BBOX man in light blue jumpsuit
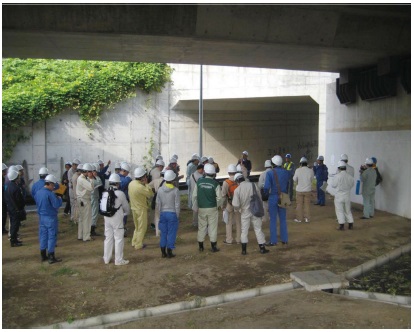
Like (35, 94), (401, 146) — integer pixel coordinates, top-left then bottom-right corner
(35, 174), (62, 264)
(31, 167), (49, 201)
(313, 155), (329, 206)
(263, 155), (290, 245)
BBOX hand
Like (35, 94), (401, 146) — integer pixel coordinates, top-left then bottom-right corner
(107, 160), (111, 165)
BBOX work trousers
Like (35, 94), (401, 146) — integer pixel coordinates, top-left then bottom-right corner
(132, 208), (148, 249)
(197, 207), (218, 243)
(334, 195), (354, 224)
(240, 211), (266, 244)
(288, 177), (294, 201)
(39, 216), (58, 253)
(9, 212), (21, 243)
(78, 199), (92, 241)
(69, 188), (79, 222)
(91, 194), (99, 227)
(316, 180), (326, 205)
(362, 192), (375, 218)
(262, 200), (270, 223)
(3, 202), (7, 232)
(159, 211), (179, 249)
(225, 204), (241, 244)
(268, 195), (288, 244)
(103, 215), (125, 264)
(296, 191), (312, 221)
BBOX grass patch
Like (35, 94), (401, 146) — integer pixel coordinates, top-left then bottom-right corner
(52, 266), (78, 277)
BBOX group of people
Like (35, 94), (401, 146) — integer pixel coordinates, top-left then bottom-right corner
(2, 149), (382, 265)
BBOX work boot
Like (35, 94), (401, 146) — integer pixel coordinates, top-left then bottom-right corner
(161, 247), (167, 258)
(91, 226), (99, 236)
(241, 243), (247, 255)
(259, 244), (269, 254)
(10, 241), (22, 247)
(167, 248), (176, 258)
(210, 242), (220, 253)
(40, 249), (48, 262)
(48, 252), (62, 264)
(348, 223), (353, 230)
(338, 224), (345, 231)
(198, 242), (204, 252)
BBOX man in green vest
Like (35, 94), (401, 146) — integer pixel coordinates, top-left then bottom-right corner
(283, 153), (296, 201)
(192, 164), (224, 253)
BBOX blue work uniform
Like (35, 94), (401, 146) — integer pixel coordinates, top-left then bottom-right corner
(31, 179), (45, 202)
(263, 167), (289, 244)
(35, 187), (62, 253)
(313, 163), (328, 205)
(119, 173), (132, 227)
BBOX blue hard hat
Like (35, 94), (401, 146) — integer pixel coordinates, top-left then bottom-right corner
(285, 154), (291, 158)
(371, 157), (377, 164)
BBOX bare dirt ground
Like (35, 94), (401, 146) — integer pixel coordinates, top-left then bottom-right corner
(2, 190), (411, 329)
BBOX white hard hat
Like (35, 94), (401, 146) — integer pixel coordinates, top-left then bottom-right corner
(65, 161), (72, 166)
(317, 155), (324, 161)
(72, 158), (81, 165)
(45, 174), (58, 183)
(236, 164), (242, 172)
(77, 164), (84, 170)
(340, 154), (348, 161)
(109, 173), (121, 183)
(155, 155), (163, 161)
(134, 166), (146, 178)
(155, 159), (165, 167)
(114, 162), (121, 169)
(191, 153), (200, 160)
(264, 160), (272, 168)
(90, 164), (97, 171)
(121, 162), (131, 172)
(93, 163), (100, 171)
(242, 151), (249, 156)
(7, 170), (19, 181)
(300, 157), (308, 163)
(200, 156), (208, 164)
(338, 160), (347, 168)
(15, 165), (24, 171)
(208, 157), (214, 164)
(234, 173), (244, 182)
(227, 164), (237, 173)
(97, 159), (104, 164)
(169, 158), (177, 164)
(204, 164), (216, 175)
(271, 155), (283, 166)
(39, 167), (49, 175)
(365, 158), (374, 165)
(8, 166), (18, 173)
(172, 154), (178, 160)
(164, 170), (176, 182)
(83, 163), (93, 171)
(2, 163), (7, 171)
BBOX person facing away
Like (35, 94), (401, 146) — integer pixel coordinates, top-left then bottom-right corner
(35, 174), (63, 264)
(188, 164), (204, 227)
(102, 174), (130, 266)
(313, 155), (329, 206)
(231, 173), (269, 255)
(331, 161), (354, 230)
(62, 161), (72, 215)
(359, 158), (377, 220)
(293, 157), (314, 223)
(156, 170), (180, 258)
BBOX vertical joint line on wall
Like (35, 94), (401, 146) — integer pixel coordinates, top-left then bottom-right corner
(45, 119), (47, 167)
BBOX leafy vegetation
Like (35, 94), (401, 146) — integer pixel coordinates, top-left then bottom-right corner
(349, 253), (411, 296)
(2, 58), (173, 160)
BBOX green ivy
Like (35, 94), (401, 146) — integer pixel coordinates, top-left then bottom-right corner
(2, 58), (173, 161)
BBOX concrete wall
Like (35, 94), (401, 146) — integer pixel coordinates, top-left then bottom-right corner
(7, 64), (337, 193)
(325, 81), (411, 218)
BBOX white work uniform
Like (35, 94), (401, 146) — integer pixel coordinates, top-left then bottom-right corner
(258, 168), (272, 223)
(76, 174), (94, 241)
(331, 170), (354, 224)
(148, 177), (165, 236)
(102, 187), (130, 264)
(232, 181), (266, 245)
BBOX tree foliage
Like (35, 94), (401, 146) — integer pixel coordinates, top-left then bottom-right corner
(2, 58), (173, 160)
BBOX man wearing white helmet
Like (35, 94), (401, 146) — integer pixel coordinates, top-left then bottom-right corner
(114, 162), (121, 174)
(263, 155), (290, 246)
(61, 161), (72, 216)
(34, 174), (63, 263)
(102, 173), (130, 266)
(149, 159), (165, 182)
(359, 158), (377, 220)
(91, 164), (103, 236)
(15, 165), (27, 199)
(4, 170), (26, 247)
(148, 167), (167, 236)
(236, 151), (252, 179)
(208, 156), (220, 173)
(156, 170), (180, 258)
(258, 160), (272, 223)
(331, 161), (355, 230)
(71, 164), (83, 224)
(76, 163), (95, 241)
(313, 155), (329, 206)
(232, 173), (269, 255)
(97, 159), (111, 199)
(186, 154), (200, 210)
(168, 158), (183, 188)
(31, 167), (49, 203)
(128, 166), (154, 250)
(339, 154), (355, 178)
(2, 163), (8, 234)
(192, 163), (224, 253)
(119, 162), (132, 236)
(221, 164), (241, 245)
(188, 163), (204, 227)
(68, 159), (81, 222)
(293, 157), (314, 223)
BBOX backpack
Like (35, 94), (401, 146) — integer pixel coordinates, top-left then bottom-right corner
(375, 168), (383, 186)
(249, 183), (264, 218)
(225, 179), (238, 202)
(99, 187), (121, 217)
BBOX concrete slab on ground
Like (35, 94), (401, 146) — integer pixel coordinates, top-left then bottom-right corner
(290, 270), (349, 292)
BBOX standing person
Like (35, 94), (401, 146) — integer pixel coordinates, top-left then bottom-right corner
(128, 166), (153, 250)
(71, 164), (83, 224)
(188, 164), (204, 227)
(68, 158), (80, 222)
(119, 162), (132, 236)
(221, 164), (241, 245)
(148, 168), (166, 236)
(97, 159), (111, 199)
(208, 157), (220, 173)
(2, 164), (8, 234)
(35, 174), (62, 263)
(331, 161), (355, 230)
(263, 155), (289, 246)
(167, 158), (184, 188)
(61, 161), (72, 216)
(102, 174), (130, 266)
(15, 165), (27, 200)
(31, 167), (49, 203)
(232, 173), (269, 255)
(293, 157), (314, 223)
(339, 154), (355, 178)
(76, 163), (95, 241)
(283, 154), (296, 202)
(4, 170), (26, 247)
(360, 158), (377, 219)
(192, 163), (224, 253)
(236, 151), (252, 179)
(149, 159), (165, 182)
(313, 155), (329, 206)
(156, 170), (180, 258)
(371, 157), (383, 186)
(258, 160), (272, 223)
(186, 154), (200, 207)
(114, 162), (121, 175)
(91, 163), (102, 236)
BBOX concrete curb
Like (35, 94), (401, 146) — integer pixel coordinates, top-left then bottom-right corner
(38, 282), (299, 329)
(338, 289), (410, 307)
